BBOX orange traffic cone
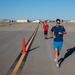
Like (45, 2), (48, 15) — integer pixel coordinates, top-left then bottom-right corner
(22, 37), (26, 53)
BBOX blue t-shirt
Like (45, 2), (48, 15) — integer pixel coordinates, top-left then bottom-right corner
(51, 25), (65, 42)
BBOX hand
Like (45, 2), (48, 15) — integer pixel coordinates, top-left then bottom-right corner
(58, 32), (63, 34)
(52, 35), (56, 38)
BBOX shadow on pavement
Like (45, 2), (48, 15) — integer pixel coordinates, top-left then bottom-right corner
(59, 47), (75, 67)
(46, 37), (53, 40)
(27, 46), (40, 52)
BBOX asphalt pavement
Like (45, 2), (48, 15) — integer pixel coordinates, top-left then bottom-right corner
(0, 22), (75, 75)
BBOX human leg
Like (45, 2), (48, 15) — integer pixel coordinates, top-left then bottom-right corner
(55, 48), (60, 67)
(45, 31), (48, 39)
(44, 31), (48, 39)
(57, 42), (63, 56)
(53, 42), (63, 60)
(53, 42), (62, 67)
(44, 31), (46, 38)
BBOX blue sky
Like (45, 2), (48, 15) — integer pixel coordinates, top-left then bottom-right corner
(0, 0), (75, 20)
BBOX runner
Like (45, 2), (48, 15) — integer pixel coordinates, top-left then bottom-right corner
(43, 21), (49, 39)
(50, 19), (67, 68)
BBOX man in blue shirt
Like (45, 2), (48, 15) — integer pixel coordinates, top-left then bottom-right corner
(50, 19), (67, 68)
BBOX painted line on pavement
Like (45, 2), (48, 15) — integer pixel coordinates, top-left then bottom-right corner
(11, 24), (39, 75)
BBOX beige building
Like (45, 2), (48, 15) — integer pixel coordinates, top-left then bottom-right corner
(32, 20), (40, 23)
(69, 20), (75, 22)
(16, 19), (28, 22)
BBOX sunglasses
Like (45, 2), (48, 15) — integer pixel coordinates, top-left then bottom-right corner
(56, 21), (60, 24)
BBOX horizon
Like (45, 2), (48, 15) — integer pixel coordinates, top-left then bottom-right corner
(0, 18), (75, 21)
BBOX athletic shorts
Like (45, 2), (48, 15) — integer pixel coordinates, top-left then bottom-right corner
(53, 41), (63, 50)
(44, 31), (48, 35)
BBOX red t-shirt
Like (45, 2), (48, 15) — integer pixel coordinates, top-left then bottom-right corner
(43, 24), (49, 31)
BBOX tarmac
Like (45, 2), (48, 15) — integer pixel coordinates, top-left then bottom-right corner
(0, 22), (75, 75)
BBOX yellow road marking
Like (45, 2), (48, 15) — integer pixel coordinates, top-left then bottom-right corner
(11, 25), (39, 75)
(11, 53), (25, 75)
(26, 31), (36, 51)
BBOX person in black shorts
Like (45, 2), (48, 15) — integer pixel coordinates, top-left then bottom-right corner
(43, 21), (49, 39)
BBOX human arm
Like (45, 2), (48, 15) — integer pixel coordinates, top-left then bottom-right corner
(50, 31), (56, 38)
(58, 26), (67, 34)
(58, 31), (67, 34)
